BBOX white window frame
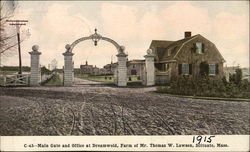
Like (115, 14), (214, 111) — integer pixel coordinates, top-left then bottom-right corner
(165, 63), (169, 71)
(182, 63), (189, 75)
(196, 42), (203, 54)
(209, 64), (216, 75)
(167, 49), (171, 56)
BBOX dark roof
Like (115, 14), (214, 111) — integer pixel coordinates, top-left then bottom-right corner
(150, 35), (198, 61)
(129, 59), (145, 63)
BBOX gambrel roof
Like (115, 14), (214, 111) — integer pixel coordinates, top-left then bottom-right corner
(150, 34), (225, 63)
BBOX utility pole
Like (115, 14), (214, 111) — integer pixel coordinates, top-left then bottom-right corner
(6, 19), (28, 74)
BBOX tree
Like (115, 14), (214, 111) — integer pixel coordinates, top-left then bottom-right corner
(0, 1), (17, 54)
(0, 1), (30, 68)
(229, 68), (242, 86)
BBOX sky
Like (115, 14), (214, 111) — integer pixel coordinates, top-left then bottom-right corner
(1, 1), (249, 68)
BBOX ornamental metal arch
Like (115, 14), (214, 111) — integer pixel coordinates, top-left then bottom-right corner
(63, 28), (128, 87)
(64, 28), (125, 54)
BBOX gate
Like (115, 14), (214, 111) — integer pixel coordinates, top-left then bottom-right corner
(2, 74), (30, 86)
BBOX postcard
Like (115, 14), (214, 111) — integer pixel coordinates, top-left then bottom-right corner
(0, 0), (249, 151)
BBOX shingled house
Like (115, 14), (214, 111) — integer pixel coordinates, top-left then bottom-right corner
(150, 32), (225, 84)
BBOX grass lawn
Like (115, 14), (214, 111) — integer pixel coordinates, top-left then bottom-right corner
(75, 74), (142, 83)
(0, 71), (18, 86)
(44, 74), (63, 86)
(0, 70), (18, 75)
(75, 74), (114, 82)
(0, 76), (4, 86)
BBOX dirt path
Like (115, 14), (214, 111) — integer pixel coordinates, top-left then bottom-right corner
(0, 79), (249, 135)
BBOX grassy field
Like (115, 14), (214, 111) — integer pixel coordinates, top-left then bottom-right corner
(44, 74), (63, 86)
(0, 76), (4, 86)
(0, 70), (18, 75)
(75, 74), (114, 82)
(0, 71), (18, 86)
(75, 74), (141, 83)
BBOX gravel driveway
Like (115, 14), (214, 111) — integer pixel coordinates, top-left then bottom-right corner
(0, 79), (249, 135)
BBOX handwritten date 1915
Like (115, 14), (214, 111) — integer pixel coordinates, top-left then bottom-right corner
(192, 135), (215, 144)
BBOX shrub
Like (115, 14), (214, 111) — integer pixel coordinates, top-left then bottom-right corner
(156, 75), (249, 99)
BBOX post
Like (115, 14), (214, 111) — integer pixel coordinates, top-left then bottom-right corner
(144, 49), (155, 86)
(29, 45), (41, 86)
(6, 20), (29, 74)
(116, 52), (127, 87)
(17, 31), (22, 74)
(63, 51), (74, 86)
(3, 76), (6, 86)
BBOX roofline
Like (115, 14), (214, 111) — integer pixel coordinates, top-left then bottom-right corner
(156, 60), (177, 63)
(212, 43), (226, 62)
(197, 34), (226, 62)
(173, 34), (225, 62)
(173, 35), (199, 59)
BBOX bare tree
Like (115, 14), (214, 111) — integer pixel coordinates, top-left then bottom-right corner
(0, 0), (30, 67)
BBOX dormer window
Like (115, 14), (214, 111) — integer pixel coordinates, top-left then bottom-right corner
(167, 49), (171, 56)
(195, 42), (205, 54)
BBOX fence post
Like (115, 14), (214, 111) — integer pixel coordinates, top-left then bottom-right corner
(26, 75), (29, 85)
(3, 76), (6, 86)
(14, 75), (17, 86)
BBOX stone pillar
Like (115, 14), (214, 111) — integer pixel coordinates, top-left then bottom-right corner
(63, 51), (74, 86)
(116, 52), (127, 87)
(29, 45), (41, 86)
(113, 67), (118, 85)
(144, 49), (155, 86)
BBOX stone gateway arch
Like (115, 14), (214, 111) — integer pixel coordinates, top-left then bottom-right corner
(63, 29), (128, 86)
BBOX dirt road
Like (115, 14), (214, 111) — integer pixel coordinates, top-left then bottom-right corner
(0, 79), (249, 135)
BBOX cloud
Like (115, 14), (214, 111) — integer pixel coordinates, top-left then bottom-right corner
(213, 12), (249, 40)
(101, 3), (139, 41)
(2, 1), (249, 68)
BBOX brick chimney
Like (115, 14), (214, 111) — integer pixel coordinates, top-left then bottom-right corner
(184, 31), (192, 38)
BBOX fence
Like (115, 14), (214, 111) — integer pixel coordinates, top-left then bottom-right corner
(40, 72), (56, 85)
(2, 74), (30, 86)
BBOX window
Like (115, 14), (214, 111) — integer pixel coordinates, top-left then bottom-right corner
(196, 42), (202, 54)
(179, 64), (192, 75)
(182, 64), (189, 75)
(157, 47), (167, 57)
(163, 63), (169, 71)
(167, 49), (171, 56)
(195, 42), (205, 54)
(157, 47), (166, 52)
(209, 64), (218, 75)
(166, 63), (169, 70)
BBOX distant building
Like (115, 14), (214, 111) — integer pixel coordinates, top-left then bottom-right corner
(127, 59), (144, 76)
(103, 62), (117, 75)
(80, 61), (94, 74)
(79, 59), (145, 76)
